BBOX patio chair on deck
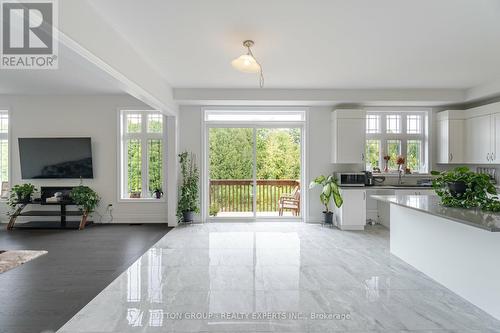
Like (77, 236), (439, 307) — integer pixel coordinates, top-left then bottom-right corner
(278, 186), (300, 216)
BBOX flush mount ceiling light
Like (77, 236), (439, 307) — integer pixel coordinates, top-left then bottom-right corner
(231, 40), (264, 88)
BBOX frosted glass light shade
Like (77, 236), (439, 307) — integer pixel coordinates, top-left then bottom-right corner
(231, 54), (261, 73)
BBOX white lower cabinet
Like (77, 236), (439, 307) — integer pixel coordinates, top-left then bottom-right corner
(335, 189), (366, 230)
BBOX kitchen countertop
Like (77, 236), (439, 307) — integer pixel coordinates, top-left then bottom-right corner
(372, 194), (500, 232)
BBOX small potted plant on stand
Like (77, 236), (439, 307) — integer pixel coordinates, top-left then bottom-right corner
(177, 151), (199, 223)
(309, 175), (343, 225)
(70, 186), (100, 213)
(8, 183), (37, 208)
(70, 185), (100, 230)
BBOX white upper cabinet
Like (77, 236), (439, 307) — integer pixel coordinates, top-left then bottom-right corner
(465, 114), (493, 164)
(331, 109), (366, 164)
(436, 111), (464, 164)
(459, 102), (500, 164)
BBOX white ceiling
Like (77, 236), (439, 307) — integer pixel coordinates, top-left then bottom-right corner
(0, 43), (123, 95)
(87, 0), (500, 90)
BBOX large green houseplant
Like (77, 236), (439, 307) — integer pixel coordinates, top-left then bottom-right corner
(431, 166), (500, 212)
(177, 151), (200, 222)
(8, 183), (37, 207)
(309, 175), (343, 224)
(70, 185), (100, 213)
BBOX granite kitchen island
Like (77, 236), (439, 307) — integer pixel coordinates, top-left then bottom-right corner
(372, 194), (500, 321)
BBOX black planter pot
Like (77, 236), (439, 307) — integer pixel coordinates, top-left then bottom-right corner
(154, 191), (163, 199)
(447, 181), (467, 197)
(182, 211), (195, 223)
(323, 211), (334, 224)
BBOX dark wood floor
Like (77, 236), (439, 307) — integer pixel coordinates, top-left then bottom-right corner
(0, 224), (170, 333)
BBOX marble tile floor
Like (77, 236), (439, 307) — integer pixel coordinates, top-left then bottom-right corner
(57, 223), (500, 333)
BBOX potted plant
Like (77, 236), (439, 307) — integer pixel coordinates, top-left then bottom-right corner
(396, 155), (406, 172)
(431, 166), (500, 211)
(177, 151), (199, 222)
(153, 187), (163, 199)
(209, 203), (220, 217)
(309, 175), (343, 224)
(383, 155), (391, 172)
(70, 185), (100, 213)
(8, 183), (37, 207)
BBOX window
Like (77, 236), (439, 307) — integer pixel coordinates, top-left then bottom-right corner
(365, 139), (380, 169)
(120, 111), (165, 200)
(387, 140), (401, 170)
(365, 112), (427, 173)
(366, 115), (380, 134)
(205, 110), (305, 122)
(386, 115), (401, 133)
(0, 111), (8, 198)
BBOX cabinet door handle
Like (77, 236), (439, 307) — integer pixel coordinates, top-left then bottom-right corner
(361, 153), (365, 161)
(449, 153), (453, 162)
(487, 153), (490, 161)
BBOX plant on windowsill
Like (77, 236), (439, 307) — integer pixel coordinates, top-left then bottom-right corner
(177, 151), (200, 222)
(383, 155), (391, 173)
(431, 166), (500, 212)
(152, 187), (163, 199)
(309, 175), (343, 225)
(8, 183), (37, 208)
(70, 186), (100, 214)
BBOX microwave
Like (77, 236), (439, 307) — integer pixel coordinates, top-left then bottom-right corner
(336, 172), (366, 187)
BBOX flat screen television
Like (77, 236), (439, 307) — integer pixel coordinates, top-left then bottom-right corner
(18, 137), (94, 179)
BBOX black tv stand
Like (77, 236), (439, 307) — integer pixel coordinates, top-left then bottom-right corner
(7, 186), (91, 230)
(7, 201), (91, 230)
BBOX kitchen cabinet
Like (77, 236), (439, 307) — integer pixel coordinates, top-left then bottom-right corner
(436, 111), (464, 164)
(465, 114), (493, 164)
(335, 189), (366, 230)
(331, 109), (366, 164)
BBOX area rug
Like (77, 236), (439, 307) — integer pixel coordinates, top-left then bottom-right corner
(0, 250), (48, 274)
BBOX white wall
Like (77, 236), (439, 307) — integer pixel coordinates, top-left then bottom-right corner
(0, 94), (172, 225)
(178, 105), (338, 223)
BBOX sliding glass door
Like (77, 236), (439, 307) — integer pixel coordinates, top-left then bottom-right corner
(205, 112), (304, 221)
(208, 128), (254, 217)
(256, 128), (301, 217)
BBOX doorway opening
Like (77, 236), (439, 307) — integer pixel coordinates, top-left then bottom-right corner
(203, 110), (305, 221)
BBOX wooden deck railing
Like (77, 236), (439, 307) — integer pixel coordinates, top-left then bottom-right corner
(209, 179), (300, 213)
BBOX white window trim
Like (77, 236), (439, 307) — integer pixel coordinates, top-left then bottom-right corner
(366, 111), (428, 174)
(0, 109), (9, 201)
(118, 110), (167, 202)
